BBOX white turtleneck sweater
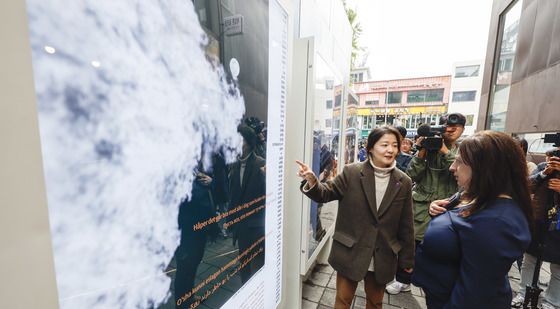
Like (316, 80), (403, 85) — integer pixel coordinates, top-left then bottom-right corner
(370, 160), (396, 209)
(368, 159), (396, 271)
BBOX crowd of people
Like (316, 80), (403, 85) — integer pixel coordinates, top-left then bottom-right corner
(297, 113), (560, 309)
(174, 118), (267, 308)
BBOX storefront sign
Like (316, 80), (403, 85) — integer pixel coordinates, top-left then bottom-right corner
(357, 105), (447, 116)
(224, 15), (244, 36)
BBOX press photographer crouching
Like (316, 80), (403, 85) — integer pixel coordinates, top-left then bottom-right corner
(512, 133), (560, 309)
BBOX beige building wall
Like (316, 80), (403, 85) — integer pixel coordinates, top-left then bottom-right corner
(0, 0), (59, 308)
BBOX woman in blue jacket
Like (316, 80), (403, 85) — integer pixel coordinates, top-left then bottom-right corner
(412, 130), (533, 309)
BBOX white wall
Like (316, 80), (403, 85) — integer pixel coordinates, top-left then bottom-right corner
(299, 0), (352, 160)
(299, 0), (352, 81)
(448, 60), (485, 136)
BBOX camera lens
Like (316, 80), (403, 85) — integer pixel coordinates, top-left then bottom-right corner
(448, 115), (458, 123)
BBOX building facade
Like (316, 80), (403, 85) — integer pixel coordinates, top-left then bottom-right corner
(478, 0), (560, 153)
(447, 60), (485, 136)
(350, 66), (371, 83)
(351, 75), (451, 139)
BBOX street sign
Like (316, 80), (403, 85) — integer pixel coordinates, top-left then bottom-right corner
(223, 15), (243, 36)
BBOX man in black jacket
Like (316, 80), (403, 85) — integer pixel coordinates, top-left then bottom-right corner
(229, 124), (266, 283)
(512, 151), (560, 309)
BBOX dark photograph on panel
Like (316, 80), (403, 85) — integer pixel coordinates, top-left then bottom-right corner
(25, 0), (268, 308)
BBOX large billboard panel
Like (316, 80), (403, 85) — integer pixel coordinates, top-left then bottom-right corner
(26, 0), (285, 308)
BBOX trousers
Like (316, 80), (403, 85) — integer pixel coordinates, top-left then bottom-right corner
(335, 271), (385, 309)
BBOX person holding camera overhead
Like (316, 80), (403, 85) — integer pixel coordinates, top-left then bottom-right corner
(386, 113), (465, 295)
(511, 139), (560, 309)
(413, 130), (532, 309)
(297, 126), (414, 309)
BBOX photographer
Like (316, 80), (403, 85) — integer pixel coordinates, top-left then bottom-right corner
(395, 126), (413, 172)
(512, 145), (560, 309)
(386, 113), (465, 295)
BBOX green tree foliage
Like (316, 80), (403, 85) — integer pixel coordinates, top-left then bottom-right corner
(342, 0), (363, 68)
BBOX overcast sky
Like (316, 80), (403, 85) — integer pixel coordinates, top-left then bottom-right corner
(346, 0), (494, 80)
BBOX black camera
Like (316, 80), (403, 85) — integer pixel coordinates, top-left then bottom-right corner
(544, 133), (560, 157)
(417, 124), (446, 152)
(544, 133), (560, 179)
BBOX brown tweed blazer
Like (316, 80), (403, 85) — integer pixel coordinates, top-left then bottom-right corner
(301, 160), (414, 283)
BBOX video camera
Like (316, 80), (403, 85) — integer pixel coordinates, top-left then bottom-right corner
(544, 132), (560, 157)
(416, 113), (466, 152)
(544, 133), (560, 179)
(417, 124), (446, 152)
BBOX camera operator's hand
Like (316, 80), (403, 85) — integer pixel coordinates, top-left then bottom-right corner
(296, 160), (318, 188)
(439, 142), (449, 155)
(415, 137), (427, 159)
(429, 199), (449, 216)
(548, 178), (560, 193)
(543, 157), (560, 176)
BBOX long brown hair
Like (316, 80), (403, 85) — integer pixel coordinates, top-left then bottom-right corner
(458, 131), (534, 226)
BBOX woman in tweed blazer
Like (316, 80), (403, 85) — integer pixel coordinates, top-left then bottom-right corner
(297, 126), (414, 309)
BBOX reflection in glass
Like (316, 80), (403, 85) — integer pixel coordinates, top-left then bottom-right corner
(344, 91), (359, 164)
(455, 65), (480, 78)
(168, 0), (270, 307)
(487, 0), (523, 131)
(308, 55), (341, 257)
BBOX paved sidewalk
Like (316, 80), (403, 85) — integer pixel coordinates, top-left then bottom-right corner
(302, 262), (553, 309)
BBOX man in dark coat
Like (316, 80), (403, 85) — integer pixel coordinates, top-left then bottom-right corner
(512, 152), (560, 308)
(175, 163), (221, 308)
(229, 124), (266, 283)
(394, 126), (412, 172)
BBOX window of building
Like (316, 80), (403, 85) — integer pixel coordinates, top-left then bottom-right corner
(425, 89), (444, 102)
(401, 115), (412, 129)
(365, 100), (379, 105)
(348, 93), (359, 106)
(407, 90), (425, 103)
(325, 119), (332, 127)
(387, 91), (402, 104)
(452, 91), (477, 102)
(325, 80), (334, 90)
(335, 94), (341, 107)
(362, 116), (374, 129)
(347, 116), (358, 128)
(486, 0), (523, 131)
(407, 89), (444, 103)
(499, 59), (512, 72)
(351, 73), (363, 83)
(465, 115), (474, 126)
(334, 118), (340, 129)
(326, 99), (333, 109)
(455, 65), (480, 78)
